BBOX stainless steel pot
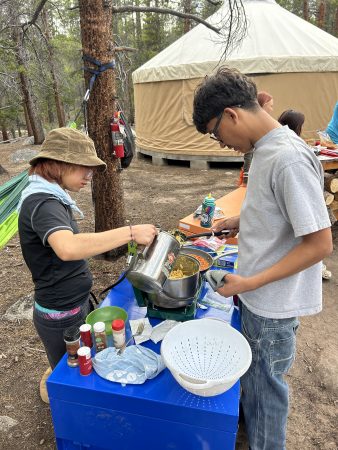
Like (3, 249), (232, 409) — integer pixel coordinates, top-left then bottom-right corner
(126, 231), (180, 293)
(162, 254), (200, 299)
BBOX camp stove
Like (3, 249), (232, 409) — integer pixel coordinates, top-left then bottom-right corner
(132, 276), (204, 321)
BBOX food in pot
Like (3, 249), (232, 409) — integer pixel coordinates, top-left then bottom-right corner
(186, 253), (209, 271)
(168, 255), (199, 280)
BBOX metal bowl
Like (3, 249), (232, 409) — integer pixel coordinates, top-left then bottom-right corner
(179, 247), (214, 274)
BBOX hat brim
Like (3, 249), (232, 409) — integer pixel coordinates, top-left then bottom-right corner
(29, 152), (107, 172)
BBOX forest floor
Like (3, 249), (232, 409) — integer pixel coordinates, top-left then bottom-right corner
(0, 140), (337, 450)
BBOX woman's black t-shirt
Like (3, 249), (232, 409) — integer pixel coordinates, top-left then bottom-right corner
(18, 193), (92, 310)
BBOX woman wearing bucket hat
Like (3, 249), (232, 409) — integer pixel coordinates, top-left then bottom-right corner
(17, 128), (157, 402)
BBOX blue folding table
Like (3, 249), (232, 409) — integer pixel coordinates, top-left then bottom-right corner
(47, 277), (241, 450)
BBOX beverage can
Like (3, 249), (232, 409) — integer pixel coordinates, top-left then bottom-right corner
(200, 193), (216, 228)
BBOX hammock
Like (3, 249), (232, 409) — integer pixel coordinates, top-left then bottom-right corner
(0, 170), (29, 250)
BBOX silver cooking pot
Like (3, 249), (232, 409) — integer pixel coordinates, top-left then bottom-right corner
(147, 254), (200, 308)
(126, 231), (180, 293)
(162, 254), (200, 299)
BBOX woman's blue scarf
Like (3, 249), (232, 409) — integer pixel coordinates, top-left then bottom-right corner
(17, 174), (84, 219)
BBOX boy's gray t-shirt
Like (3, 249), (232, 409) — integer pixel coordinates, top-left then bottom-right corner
(238, 126), (331, 319)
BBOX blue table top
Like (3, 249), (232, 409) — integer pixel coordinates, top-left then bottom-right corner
(48, 276), (241, 433)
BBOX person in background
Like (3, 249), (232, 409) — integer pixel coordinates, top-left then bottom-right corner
(239, 91), (274, 185)
(278, 109), (305, 136)
(326, 101), (338, 144)
(18, 127), (157, 402)
(257, 90), (274, 114)
(193, 67), (332, 450)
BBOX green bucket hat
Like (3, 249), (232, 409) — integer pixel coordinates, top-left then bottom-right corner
(29, 127), (107, 171)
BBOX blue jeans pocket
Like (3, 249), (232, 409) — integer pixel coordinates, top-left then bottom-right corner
(269, 325), (298, 375)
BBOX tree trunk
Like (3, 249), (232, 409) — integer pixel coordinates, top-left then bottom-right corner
(41, 8), (66, 127)
(303, 0), (309, 21)
(13, 28), (45, 144)
(11, 128), (16, 139)
(1, 124), (9, 142)
(335, 6), (338, 36)
(17, 118), (22, 137)
(183, 0), (192, 33)
(23, 102), (33, 137)
(79, 0), (126, 258)
(317, 1), (326, 29)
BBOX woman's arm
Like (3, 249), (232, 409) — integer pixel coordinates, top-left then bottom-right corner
(48, 224), (157, 261)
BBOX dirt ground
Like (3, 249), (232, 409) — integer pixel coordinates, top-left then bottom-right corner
(0, 141), (337, 450)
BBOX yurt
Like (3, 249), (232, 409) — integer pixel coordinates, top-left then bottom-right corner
(132, 0), (338, 164)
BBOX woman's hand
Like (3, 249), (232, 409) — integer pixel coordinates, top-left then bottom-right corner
(131, 224), (158, 246)
(212, 215), (240, 237)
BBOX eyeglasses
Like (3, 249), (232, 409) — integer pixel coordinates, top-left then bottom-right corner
(209, 105), (243, 142)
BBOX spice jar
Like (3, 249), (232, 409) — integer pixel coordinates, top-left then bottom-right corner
(80, 323), (93, 348)
(93, 321), (107, 353)
(63, 326), (81, 367)
(112, 319), (126, 349)
(77, 346), (93, 376)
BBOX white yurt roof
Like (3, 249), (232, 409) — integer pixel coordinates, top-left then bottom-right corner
(133, 0), (338, 84)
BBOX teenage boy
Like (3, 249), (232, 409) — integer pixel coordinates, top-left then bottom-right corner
(193, 67), (332, 450)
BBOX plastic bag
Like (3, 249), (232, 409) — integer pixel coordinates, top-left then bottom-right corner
(92, 345), (165, 385)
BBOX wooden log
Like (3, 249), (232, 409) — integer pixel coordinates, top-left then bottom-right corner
(324, 173), (338, 193)
(324, 191), (334, 205)
(327, 206), (337, 225)
(330, 200), (338, 211)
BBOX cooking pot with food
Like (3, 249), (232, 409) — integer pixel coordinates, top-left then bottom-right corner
(162, 254), (200, 299)
(126, 231), (181, 294)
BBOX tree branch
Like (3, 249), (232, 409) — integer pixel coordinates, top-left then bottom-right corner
(22, 0), (49, 29)
(114, 46), (137, 52)
(111, 5), (220, 33)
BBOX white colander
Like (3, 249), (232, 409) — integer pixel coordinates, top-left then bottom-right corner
(161, 318), (252, 397)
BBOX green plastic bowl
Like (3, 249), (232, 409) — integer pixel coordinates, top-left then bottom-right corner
(86, 306), (128, 335)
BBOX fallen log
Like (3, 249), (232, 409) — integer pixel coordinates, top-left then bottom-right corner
(324, 191), (334, 205)
(324, 173), (338, 193)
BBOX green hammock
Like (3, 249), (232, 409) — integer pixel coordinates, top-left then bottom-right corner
(0, 170), (29, 250)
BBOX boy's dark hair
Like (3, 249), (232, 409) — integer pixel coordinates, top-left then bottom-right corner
(278, 109), (305, 136)
(193, 67), (258, 134)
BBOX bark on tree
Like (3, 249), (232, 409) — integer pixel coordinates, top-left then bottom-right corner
(317, 1), (326, 28)
(183, 0), (193, 33)
(1, 124), (9, 142)
(41, 8), (66, 127)
(79, 0), (126, 258)
(303, 0), (309, 21)
(23, 102), (33, 137)
(13, 28), (45, 144)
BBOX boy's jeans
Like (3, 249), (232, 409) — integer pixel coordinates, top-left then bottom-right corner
(239, 301), (299, 450)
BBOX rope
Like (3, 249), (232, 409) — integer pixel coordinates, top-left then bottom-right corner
(70, 55), (115, 131)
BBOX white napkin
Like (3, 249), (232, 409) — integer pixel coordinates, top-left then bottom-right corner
(130, 318), (153, 344)
(150, 320), (179, 344)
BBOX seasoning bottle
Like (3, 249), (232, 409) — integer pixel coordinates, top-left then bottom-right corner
(111, 319), (126, 349)
(77, 346), (93, 376)
(93, 321), (107, 353)
(80, 323), (93, 348)
(200, 193), (216, 228)
(63, 326), (81, 367)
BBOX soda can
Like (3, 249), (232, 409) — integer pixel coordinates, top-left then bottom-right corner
(77, 346), (92, 376)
